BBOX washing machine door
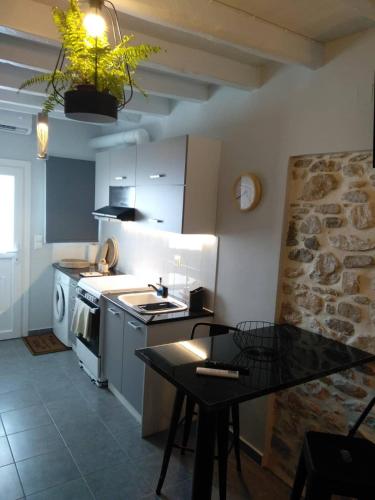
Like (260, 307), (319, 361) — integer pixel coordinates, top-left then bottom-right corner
(54, 283), (65, 323)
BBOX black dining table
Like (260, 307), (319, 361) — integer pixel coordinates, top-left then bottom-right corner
(135, 324), (375, 499)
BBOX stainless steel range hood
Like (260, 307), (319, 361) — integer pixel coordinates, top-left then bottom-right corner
(92, 205), (135, 220)
(92, 186), (135, 221)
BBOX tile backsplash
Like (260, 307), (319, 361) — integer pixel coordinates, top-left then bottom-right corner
(99, 221), (218, 310)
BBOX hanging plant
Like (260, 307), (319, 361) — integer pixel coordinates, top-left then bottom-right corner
(19, 0), (160, 120)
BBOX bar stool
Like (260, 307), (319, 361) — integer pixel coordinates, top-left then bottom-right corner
(180, 323), (242, 471)
(156, 322), (240, 500)
(290, 396), (375, 500)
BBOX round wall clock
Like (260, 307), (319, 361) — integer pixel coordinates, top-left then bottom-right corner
(233, 173), (262, 211)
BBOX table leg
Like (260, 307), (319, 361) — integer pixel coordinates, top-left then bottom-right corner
(192, 406), (217, 500)
(217, 407), (230, 500)
(156, 389), (184, 495)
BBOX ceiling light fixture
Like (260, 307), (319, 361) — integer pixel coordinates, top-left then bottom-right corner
(20, 0), (159, 125)
(36, 112), (49, 160)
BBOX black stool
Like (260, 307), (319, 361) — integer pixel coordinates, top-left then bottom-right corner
(290, 396), (375, 500)
(156, 322), (241, 500)
(180, 323), (242, 472)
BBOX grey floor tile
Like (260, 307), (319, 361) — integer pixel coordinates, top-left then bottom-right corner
(142, 478), (192, 500)
(0, 436), (14, 467)
(0, 417), (5, 437)
(36, 381), (82, 404)
(16, 448), (80, 496)
(67, 428), (128, 475)
(8, 424), (65, 462)
(0, 388), (41, 413)
(25, 478), (93, 500)
(85, 460), (145, 500)
(46, 393), (95, 427)
(116, 429), (163, 461)
(1, 404), (52, 435)
(0, 463), (24, 500)
(0, 376), (33, 396)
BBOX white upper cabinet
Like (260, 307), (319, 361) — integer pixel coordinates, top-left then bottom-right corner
(95, 150), (110, 209)
(95, 135), (221, 234)
(136, 136), (186, 186)
(109, 146), (136, 187)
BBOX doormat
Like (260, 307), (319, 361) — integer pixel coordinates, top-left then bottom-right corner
(23, 333), (71, 355)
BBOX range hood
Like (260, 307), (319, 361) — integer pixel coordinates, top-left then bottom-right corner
(92, 205), (135, 221)
(93, 186), (135, 221)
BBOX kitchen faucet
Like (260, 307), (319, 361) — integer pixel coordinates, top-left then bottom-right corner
(148, 277), (168, 299)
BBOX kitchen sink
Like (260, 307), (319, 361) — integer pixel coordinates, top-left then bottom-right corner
(118, 292), (187, 315)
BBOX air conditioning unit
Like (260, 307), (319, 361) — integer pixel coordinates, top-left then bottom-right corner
(0, 110), (32, 135)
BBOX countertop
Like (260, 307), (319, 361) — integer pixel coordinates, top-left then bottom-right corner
(103, 292), (213, 326)
(136, 324), (375, 410)
(52, 262), (120, 282)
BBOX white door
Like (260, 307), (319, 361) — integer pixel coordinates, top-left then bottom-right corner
(0, 162), (29, 340)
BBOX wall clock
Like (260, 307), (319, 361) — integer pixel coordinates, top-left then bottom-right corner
(233, 173), (262, 211)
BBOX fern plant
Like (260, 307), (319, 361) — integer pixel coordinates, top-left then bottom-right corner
(20, 0), (160, 113)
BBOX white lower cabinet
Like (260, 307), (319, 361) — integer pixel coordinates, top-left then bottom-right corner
(102, 299), (212, 436)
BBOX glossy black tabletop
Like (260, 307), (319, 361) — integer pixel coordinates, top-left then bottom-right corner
(136, 324), (375, 411)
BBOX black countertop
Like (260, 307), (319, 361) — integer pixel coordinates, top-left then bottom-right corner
(53, 262), (120, 282)
(136, 324), (375, 410)
(103, 292), (213, 326)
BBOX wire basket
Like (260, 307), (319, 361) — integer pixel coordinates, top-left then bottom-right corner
(233, 321), (283, 361)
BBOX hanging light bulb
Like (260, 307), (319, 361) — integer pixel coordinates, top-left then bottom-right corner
(83, 0), (106, 38)
(36, 112), (48, 160)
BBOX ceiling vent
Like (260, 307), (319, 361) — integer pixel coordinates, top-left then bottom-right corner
(0, 110), (32, 135)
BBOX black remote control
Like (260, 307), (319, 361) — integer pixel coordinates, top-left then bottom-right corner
(204, 360), (249, 375)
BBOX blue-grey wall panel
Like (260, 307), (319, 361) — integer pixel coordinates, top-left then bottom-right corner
(46, 156), (98, 243)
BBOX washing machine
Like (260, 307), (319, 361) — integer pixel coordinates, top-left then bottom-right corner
(53, 269), (72, 347)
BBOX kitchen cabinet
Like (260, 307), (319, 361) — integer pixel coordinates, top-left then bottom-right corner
(102, 303), (125, 392)
(109, 146), (136, 187)
(95, 135), (221, 234)
(135, 185), (184, 233)
(95, 150), (110, 209)
(122, 315), (146, 414)
(94, 146), (136, 209)
(136, 136), (186, 186)
(102, 298), (212, 436)
(135, 135), (221, 234)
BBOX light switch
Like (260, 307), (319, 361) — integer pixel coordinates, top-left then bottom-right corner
(34, 234), (44, 250)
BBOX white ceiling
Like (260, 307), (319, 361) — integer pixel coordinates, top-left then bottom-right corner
(217, 0), (375, 41)
(0, 0), (374, 126)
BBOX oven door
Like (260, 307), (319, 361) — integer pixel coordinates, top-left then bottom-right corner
(75, 296), (101, 357)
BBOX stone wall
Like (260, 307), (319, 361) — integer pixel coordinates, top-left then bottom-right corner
(267, 150), (375, 483)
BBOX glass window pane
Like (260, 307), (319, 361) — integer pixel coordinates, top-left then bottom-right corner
(0, 175), (15, 253)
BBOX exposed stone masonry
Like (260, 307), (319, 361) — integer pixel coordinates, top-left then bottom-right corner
(269, 150), (375, 484)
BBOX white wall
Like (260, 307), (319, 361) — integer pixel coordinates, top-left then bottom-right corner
(147, 28), (375, 452)
(0, 116), (98, 330)
(99, 222), (218, 309)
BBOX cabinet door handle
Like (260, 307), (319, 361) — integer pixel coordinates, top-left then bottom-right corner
(128, 321), (142, 330)
(108, 308), (120, 316)
(149, 218), (164, 223)
(114, 176), (127, 180)
(149, 174), (166, 179)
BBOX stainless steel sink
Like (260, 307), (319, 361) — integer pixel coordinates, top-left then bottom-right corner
(118, 292), (187, 315)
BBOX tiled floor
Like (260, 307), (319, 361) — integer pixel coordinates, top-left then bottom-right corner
(0, 339), (290, 500)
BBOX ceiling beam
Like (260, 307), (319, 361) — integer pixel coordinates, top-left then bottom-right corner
(112, 0), (323, 68)
(0, 34), (210, 102)
(0, 0), (260, 90)
(0, 63), (172, 117)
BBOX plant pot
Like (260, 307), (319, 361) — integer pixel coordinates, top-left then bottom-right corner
(64, 87), (118, 124)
